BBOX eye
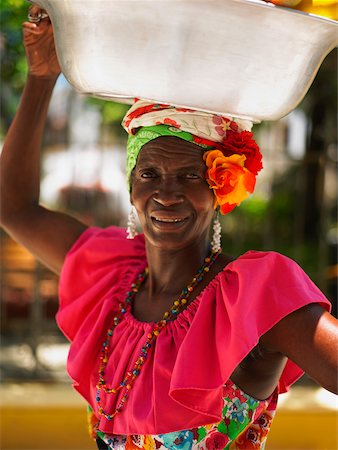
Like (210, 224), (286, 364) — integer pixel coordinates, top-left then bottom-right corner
(184, 173), (201, 180)
(140, 170), (157, 179)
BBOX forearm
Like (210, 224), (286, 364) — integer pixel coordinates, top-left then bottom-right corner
(0, 74), (58, 224)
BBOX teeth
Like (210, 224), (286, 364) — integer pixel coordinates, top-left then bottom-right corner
(154, 217), (184, 223)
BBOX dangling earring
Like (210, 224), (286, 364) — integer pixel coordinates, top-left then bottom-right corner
(211, 211), (222, 253)
(127, 206), (138, 239)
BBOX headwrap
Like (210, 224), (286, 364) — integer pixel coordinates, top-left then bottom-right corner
(122, 100), (263, 214)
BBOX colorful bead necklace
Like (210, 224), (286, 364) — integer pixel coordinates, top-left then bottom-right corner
(96, 249), (221, 421)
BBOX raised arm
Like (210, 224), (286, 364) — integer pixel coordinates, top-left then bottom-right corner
(0, 7), (87, 275)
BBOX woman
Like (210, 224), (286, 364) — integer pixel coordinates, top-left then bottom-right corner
(0, 6), (337, 450)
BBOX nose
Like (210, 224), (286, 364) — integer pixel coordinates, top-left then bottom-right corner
(152, 180), (184, 207)
(153, 194), (184, 207)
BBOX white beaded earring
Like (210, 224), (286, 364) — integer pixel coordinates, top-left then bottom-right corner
(127, 206), (138, 239)
(211, 211), (222, 253)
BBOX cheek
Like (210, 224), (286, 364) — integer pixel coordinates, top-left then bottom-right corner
(130, 181), (151, 212)
(193, 183), (214, 209)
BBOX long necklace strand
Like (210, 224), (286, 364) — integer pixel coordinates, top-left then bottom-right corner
(96, 249), (221, 420)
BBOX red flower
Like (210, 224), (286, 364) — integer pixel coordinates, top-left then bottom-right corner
(221, 130), (263, 175)
(219, 203), (237, 215)
(225, 384), (247, 402)
(205, 431), (230, 449)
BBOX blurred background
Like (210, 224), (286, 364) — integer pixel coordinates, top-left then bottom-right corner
(1, 0), (337, 449)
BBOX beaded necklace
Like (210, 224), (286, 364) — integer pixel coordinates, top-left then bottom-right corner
(96, 249), (221, 421)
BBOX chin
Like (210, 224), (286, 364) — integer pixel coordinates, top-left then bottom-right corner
(144, 228), (210, 252)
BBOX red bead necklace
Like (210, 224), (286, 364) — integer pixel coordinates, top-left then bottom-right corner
(96, 249), (221, 421)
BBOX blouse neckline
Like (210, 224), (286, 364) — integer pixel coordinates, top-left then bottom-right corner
(122, 254), (243, 329)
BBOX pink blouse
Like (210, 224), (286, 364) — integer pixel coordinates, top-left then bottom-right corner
(57, 226), (331, 436)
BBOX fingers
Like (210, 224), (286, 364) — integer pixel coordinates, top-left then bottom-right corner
(23, 20), (51, 40)
(28, 4), (48, 17)
(23, 7), (51, 37)
(27, 4), (50, 25)
(23, 19), (50, 30)
(23, 3), (53, 45)
(23, 22), (40, 35)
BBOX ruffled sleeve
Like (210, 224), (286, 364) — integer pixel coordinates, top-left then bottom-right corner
(169, 250), (331, 419)
(56, 226), (146, 341)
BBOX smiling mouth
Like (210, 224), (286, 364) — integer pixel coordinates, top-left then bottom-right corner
(152, 217), (186, 223)
(150, 215), (189, 228)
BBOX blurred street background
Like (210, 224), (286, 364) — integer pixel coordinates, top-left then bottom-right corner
(1, 1), (337, 449)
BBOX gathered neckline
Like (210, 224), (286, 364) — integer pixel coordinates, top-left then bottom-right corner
(121, 254), (244, 329)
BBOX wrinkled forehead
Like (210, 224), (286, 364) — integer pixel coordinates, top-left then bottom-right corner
(136, 136), (206, 168)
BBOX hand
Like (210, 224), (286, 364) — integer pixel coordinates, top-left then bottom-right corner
(23, 5), (61, 79)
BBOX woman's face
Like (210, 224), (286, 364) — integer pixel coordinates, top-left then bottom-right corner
(130, 136), (215, 250)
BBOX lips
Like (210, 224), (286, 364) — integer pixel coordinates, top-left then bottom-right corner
(150, 211), (189, 228)
(152, 217), (186, 223)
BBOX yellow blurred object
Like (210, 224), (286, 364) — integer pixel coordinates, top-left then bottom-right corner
(292, 0), (337, 19)
(313, 0), (337, 5)
(1, 384), (337, 450)
(267, 0), (338, 19)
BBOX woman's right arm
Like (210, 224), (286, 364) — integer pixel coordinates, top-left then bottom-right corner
(0, 10), (87, 275)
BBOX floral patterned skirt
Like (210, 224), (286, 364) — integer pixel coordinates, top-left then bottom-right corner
(89, 381), (278, 450)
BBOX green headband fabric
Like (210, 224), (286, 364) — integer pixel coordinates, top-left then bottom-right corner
(126, 125), (214, 187)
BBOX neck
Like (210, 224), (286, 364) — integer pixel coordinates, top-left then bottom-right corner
(144, 237), (211, 299)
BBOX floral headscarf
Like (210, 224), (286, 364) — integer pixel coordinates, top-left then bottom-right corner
(122, 100), (263, 214)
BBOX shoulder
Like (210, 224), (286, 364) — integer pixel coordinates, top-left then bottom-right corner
(214, 248), (331, 319)
(226, 250), (318, 287)
(63, 225), (146, 268)
(59, 226), (146, 302)
(233, 249), (300, 269)
(66, 225), (145, 256)
(217, 250), (298, 285)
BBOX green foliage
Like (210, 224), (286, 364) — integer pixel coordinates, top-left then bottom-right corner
(1, 0), (28, 85)
(1, 0), (28, 134)
(88, 98), (130, 125)
(221, 195), (269, 252)
(86, 98), (130, 139)
(240, 196), (268, 220)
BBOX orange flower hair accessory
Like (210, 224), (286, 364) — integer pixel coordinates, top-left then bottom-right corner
(204, 131), (262, 214)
